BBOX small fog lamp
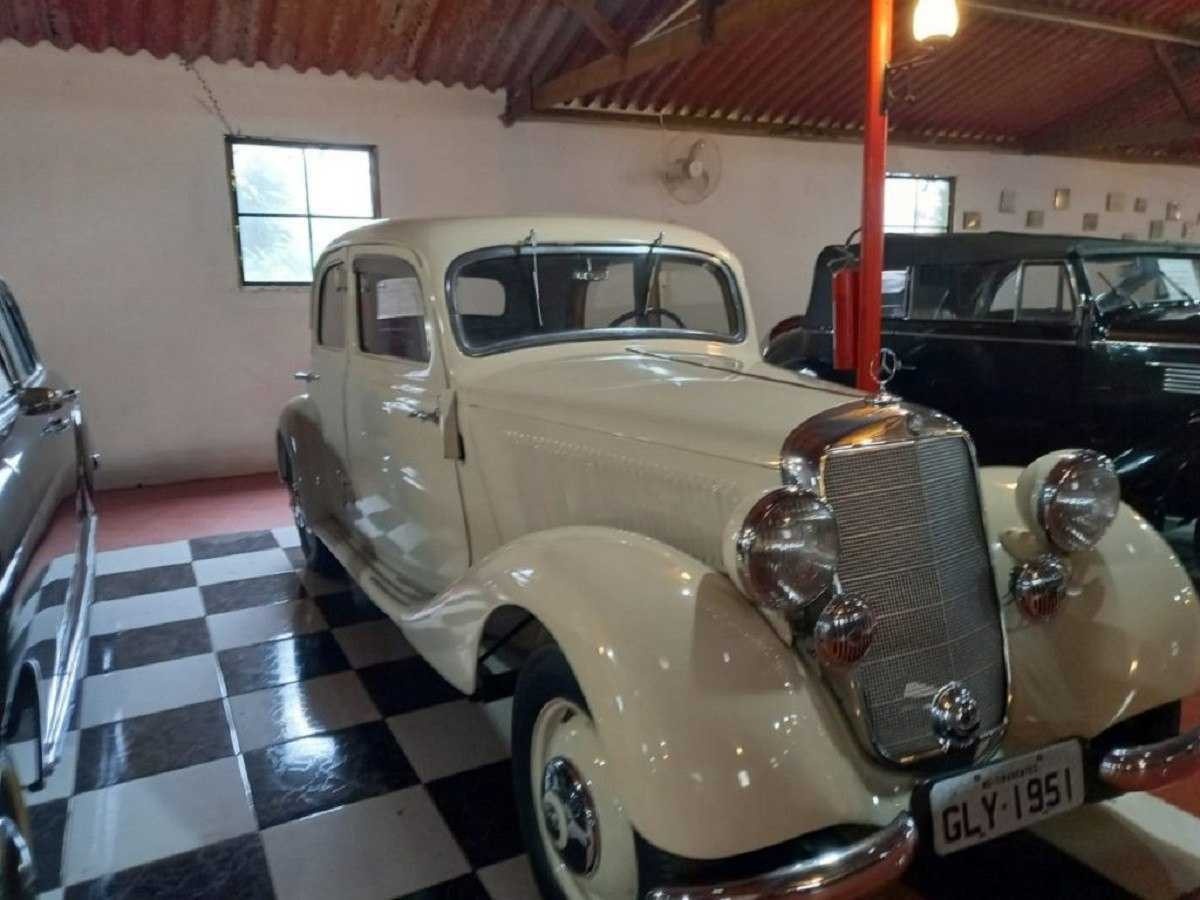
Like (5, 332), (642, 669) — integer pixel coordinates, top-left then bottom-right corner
(814, 595), (876, 667)
(913, 0), (960, 43)
(1012, 554), (1070, 622)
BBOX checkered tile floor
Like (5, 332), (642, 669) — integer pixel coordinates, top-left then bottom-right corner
(19, 526), (1200, 900)
(23, 527), (533, 900)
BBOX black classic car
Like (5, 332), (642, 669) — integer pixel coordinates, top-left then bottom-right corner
(765, 233), (1200, 538)
(0, 278), (96, 896)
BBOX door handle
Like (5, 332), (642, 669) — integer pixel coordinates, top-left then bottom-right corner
(293, 371), (320, 383)
(407, 406), (440, 425)
(42, 418), (69, 435)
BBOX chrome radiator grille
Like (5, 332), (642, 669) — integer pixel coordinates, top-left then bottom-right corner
(822, 436), (1006, 761)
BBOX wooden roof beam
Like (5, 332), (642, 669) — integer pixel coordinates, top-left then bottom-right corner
(965, 0), (1200, 49)
(531, 0), (813, 111)
(560, 0), (628, 57)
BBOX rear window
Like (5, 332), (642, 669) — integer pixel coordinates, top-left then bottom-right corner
(448, 246), (743, 353)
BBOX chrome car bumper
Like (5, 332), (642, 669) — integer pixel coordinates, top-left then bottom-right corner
(644, 812), (918, 900)
(1099, 725), (1200, 792)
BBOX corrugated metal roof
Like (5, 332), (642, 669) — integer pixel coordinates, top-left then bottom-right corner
(2, 0), (1199, 161)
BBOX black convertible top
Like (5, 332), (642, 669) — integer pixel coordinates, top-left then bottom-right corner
(803, 231), (1200, 328)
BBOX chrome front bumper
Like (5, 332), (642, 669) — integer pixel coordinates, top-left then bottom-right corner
(644, 812), (918, 900)
(1099, 725), (1200, 792)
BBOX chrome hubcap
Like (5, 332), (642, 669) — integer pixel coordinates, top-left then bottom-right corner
(541, 756), (600, 877)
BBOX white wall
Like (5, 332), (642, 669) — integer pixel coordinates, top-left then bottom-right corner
(2, 43), (1198, 487)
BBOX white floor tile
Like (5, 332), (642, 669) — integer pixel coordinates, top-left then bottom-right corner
(13, 731), (79, 804)
(78, 655), (222, 728)
(272, 526), (301, 549)
(482, 696), (513, 752)
(262, 787), (469, 900)
(387, 700), (507, 782)
(206, 597), (327, 652)
(477, 855), (539, 900)
(88, 587), (205, 636)
(332, 620), (415, 669)
(227, 671), (378, 752)
(36, 890), (63, 900)
(1035, 794), (1200, 900)
(63, 756), (256, 885)
(192, 548), (293, 587)
(45, 554), (75, 584)
(96, 541), (192, 577)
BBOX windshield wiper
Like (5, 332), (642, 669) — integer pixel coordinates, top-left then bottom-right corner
(638, 232), (664, 322)
(1156, 270), (1198, 305)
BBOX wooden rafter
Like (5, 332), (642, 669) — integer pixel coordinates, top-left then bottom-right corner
(530, 0), (813, 111)
(1024, 48), (1200, 153)
(1153, 42), (1199, 123)
(560, 0), (627, 57)
(965, 0), (1200, 49)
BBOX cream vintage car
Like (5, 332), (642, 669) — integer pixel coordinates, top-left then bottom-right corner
(277, 216), (1200, 900)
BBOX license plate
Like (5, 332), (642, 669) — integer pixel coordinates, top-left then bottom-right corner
(929, 741), (1084, 855)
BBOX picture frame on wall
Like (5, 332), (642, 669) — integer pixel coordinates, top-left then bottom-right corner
(1106, 193), (1126, 213)
(1082, 213), (1100, 232)
(999, 189), (1017, 214)
(1135, 197), (1148, 213)
(1053, 188), (1071, 211)
(1149, 220), (1165, 239)
(962, 211), (983, 231)
(1167, 202), (1183, 222)
(1026, 210), (1045, 229)
(1185, 222), (1196, 241)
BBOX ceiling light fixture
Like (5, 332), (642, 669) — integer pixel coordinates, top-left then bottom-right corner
(913, 0), (960, 43)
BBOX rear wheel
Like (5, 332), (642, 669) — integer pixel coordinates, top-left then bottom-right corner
(285, 471), (343, 578)
(513, 647), (639, 900)
(0, 754), (33, 900)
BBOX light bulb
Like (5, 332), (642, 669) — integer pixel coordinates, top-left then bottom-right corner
(913, 0), (960, 43)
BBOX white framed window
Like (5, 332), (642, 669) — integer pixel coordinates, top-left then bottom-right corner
(227, 137), (380, 286)
(884, 174), (955, 234)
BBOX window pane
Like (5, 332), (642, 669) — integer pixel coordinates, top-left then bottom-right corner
(357, 257), (428, 362)
(581, 260), (636, 328)
(881, 269), (909, 318)
(656, 258), (734, 333)
(1021, 265), (1074, 320)
(310, 217), (371, 267)
(456, 278), (506, 316)
(0, 309), (23, 385)
(232, 144), (307, 215)
(318, 264), (345, 348)
(239, 216), (312, 283)
(990, 268), (1019, 316)
(914, 179), (951, 229)
(305, 149), (374, 217)
(0, 354), (10, 395)
(884, 178), (917, 230)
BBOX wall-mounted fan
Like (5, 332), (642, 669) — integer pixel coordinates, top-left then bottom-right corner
(661, 136), (721, 205)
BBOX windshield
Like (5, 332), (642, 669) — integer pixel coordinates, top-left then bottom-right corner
(448, 246), (743, 353)
(1082, 255), (1200, 314)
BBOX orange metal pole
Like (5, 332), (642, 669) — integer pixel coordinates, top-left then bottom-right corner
(856, 0), (893, 391)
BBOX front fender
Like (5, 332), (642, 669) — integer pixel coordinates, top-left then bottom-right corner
(978, 467), (1200, 752)
(277, 394), (335, 521)
(400, 526), (910, 861)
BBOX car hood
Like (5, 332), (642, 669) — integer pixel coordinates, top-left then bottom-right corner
(455, 346), (864, 469)
(1104, 305), (1200, 344)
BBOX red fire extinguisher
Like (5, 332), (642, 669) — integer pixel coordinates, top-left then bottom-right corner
(831, 262), (860, 372)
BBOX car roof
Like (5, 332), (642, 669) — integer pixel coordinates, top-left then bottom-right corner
(816, 231), (1198, 270)
(322, 216), (738, 270)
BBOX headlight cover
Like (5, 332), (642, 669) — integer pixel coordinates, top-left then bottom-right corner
(1037, 450), (1120, 552)
(734, 486), (838, 614)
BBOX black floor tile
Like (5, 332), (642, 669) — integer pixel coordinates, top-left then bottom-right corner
(75, 700), (235, 793)
(190, 530), (279, 560)
(358, 656), (463, 716)
(397, 873), (491, 899)
(64, 833), (276, 900)
(313, 589), (386, 628)
(242, 720), (418, 829)
(37, 578), (68, 611)
(29, 797), (67, 892)
(201, 572), (305, 615)
(475, 669), (518, 703)
(284, 546), (306, 569)
(218, 632), (350, 696)
(87, 618), (212, 675)
(426, 760), (523, 870)
(95, 564), (197, 603)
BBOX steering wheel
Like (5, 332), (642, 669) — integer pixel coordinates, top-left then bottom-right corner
(608, 308), (688, 329)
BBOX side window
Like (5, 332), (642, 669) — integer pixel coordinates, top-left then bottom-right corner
(988, 268), (1020, 319)
(356, 256), (429, 363)
(0, 345), (12, 398)
(1018, 264), (1076, 321)
(881, 269), (909, 319)
(317, 264), (346, 349)
(0, 295), (38, 379)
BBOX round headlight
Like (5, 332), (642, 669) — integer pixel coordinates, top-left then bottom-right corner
(733, 486), (838, 614)
(1037, 450), (1120, 552)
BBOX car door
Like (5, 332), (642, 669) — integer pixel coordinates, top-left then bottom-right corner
(344, 247), (469, 598)
(300, 253), (355, 535)
(0, 286), (94, 777)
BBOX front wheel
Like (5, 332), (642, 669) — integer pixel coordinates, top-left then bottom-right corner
(285, 472), (343, 578)
(513, 647), (640, 900)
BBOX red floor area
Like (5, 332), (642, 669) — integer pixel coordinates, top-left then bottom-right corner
(93, 474), (1200, 817)
(95, 472), (291, 551)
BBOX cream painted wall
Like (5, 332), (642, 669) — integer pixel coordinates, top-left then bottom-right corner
(1, 43), (1198, 487)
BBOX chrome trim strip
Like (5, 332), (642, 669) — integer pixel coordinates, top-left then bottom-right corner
(802, 325), (1079, 347)
(644, 812), (917, 900)
(1097, 340), (1200, 351)
(1098, 725), (1200, 792)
